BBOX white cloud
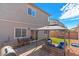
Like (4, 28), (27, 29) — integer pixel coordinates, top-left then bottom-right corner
(59, 3), (79, 20)
(60, 3), (69, 11)
(61, 17), (79, 21)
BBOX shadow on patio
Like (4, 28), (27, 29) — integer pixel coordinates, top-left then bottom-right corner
(19, 44), (52, 56)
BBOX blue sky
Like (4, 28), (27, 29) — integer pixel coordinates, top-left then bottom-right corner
(34, 3), (79, 29)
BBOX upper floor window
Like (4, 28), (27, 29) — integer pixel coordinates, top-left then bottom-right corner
(27, 8), (37, 16)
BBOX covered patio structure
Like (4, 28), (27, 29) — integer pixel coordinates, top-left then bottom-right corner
(35, 25), (68, 56)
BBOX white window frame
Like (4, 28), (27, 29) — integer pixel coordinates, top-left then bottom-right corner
(27, 8), (37, 17)
(14, 27), (27, 39)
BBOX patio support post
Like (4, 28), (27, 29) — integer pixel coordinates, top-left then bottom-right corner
(78, 31), (79, 40)
(48, 30), (49, 39)
(36, 30), (38, 47)
(63, 30), (67, 56)
(67, 30), (70, 56)
(68, 31), (70, 47)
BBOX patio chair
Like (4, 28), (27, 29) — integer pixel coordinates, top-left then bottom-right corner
(17, 38), (30, 47)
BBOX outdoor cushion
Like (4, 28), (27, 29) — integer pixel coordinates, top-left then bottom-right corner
(57, 42), (65, 49)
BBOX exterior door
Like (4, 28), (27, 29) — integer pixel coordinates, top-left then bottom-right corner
(31, 30), (37, 40)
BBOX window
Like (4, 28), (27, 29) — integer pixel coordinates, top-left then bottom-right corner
(27, 8), (37, 16)
(22, 29), (26, 37)
(28, 8), (32, 15)
(44, 30), (48, 34)
(32, 10), (36, 16)
(15, 29), (21, 37)
(15, 28), (27, 38)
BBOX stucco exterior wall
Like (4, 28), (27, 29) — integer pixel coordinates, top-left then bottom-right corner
(0, 3), (49, 47)
(0, 19), (47, 48)
(0, 3), (48, 27)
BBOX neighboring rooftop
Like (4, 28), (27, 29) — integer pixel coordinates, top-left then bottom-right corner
(48, 19), (66, 27)
(71, 24), (79, 31)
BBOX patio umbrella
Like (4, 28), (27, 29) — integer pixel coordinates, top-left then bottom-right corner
(36, 25), (68, 56)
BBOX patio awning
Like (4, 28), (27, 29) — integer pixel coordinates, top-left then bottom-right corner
(37, 26), (67, 31)
(36, 25), (68, 56)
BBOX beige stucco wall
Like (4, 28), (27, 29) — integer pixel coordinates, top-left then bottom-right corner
(0, 3), (48, 27)
(0, 3), (49, 47)
(0, 19), (47, 48)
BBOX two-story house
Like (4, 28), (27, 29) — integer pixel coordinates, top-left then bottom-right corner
(0, 3), (50, 47)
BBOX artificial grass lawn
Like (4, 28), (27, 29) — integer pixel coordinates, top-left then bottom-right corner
(50, 37), (69, 45)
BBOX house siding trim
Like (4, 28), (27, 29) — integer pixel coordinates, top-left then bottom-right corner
(0, 19), (41, 27)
